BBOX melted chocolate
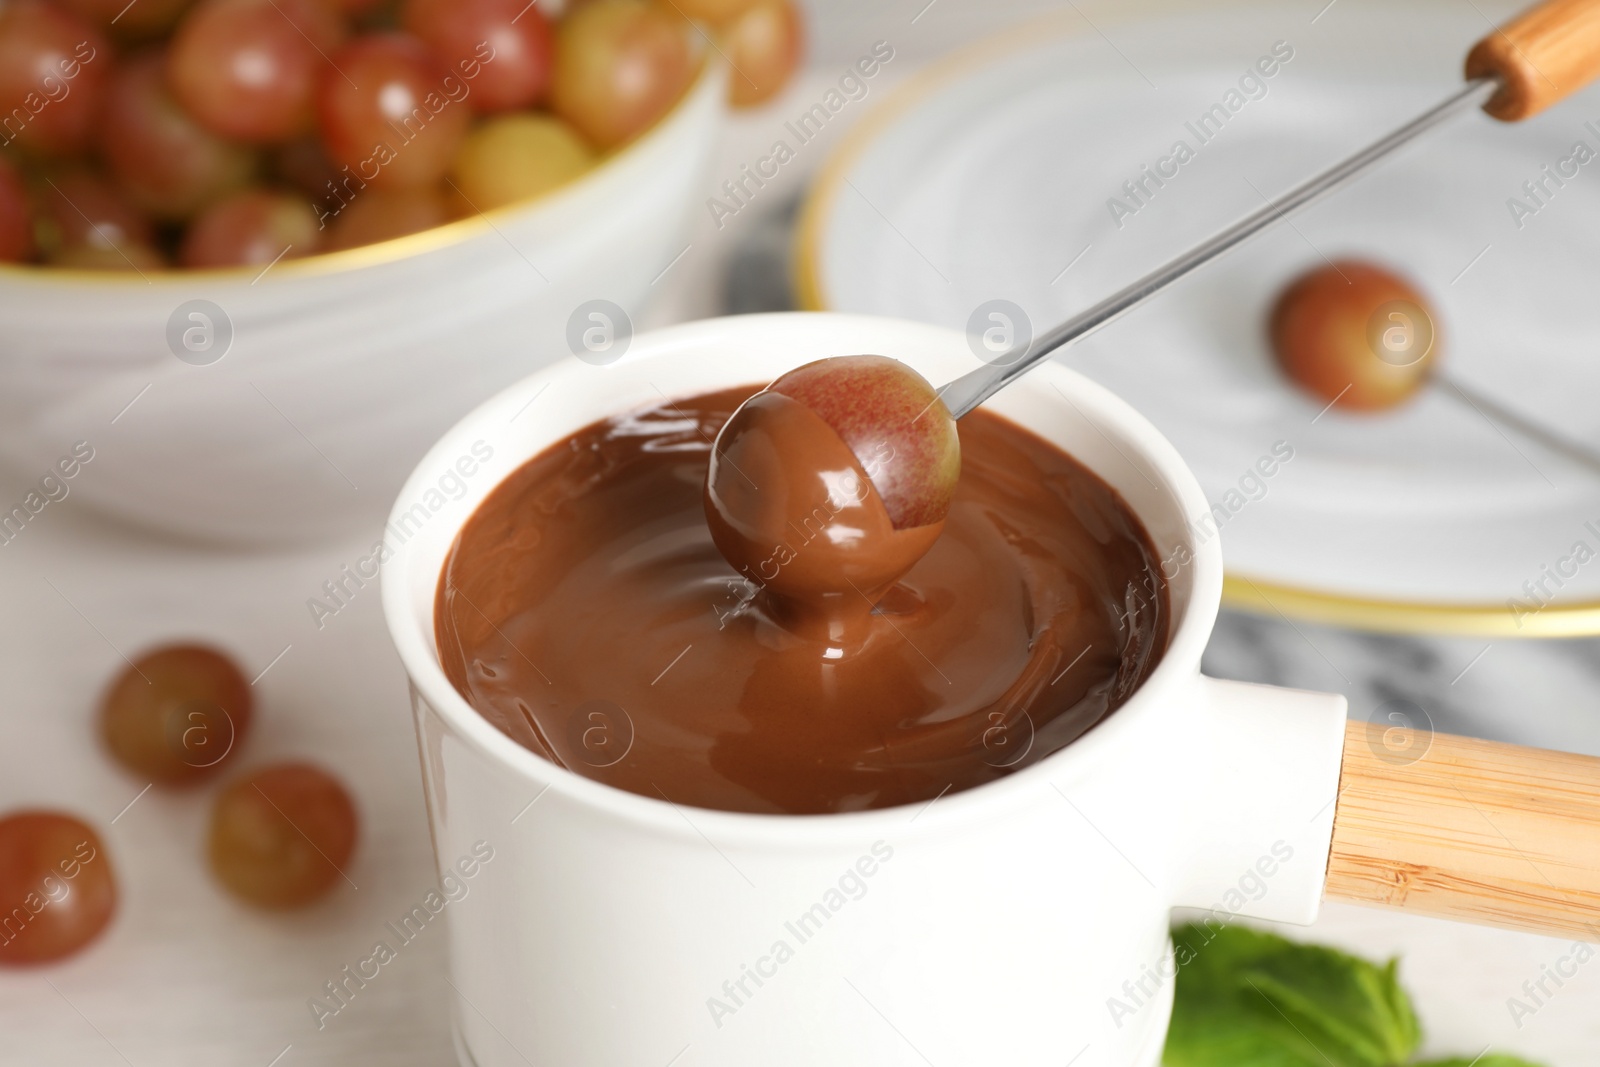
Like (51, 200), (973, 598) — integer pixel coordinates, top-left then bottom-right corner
(436, 386), (1168, 815)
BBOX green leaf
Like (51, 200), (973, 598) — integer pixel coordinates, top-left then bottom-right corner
(1162, 922), (1420, 1067)
(1414, 1058), (1548, 1067)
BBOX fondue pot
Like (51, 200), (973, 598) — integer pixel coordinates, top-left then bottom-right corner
(382, 313), (1600, 1067)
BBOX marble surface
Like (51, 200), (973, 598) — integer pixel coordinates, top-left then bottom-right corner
(2, 2), (1598, 1064)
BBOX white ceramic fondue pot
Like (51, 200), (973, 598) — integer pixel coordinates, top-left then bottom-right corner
(382, 313), (1600, 1067)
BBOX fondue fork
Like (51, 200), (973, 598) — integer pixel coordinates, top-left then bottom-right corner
(941, 0), (1600, 424)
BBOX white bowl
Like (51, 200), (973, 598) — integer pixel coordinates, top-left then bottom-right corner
(0, 62), (725, 545)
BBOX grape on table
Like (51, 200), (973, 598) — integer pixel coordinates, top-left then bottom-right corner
(0, 811), (116, 966)
(99, 643), (253, 786)
(208, 763), (358, 909)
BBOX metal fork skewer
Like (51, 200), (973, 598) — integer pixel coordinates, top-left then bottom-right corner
(1440, 374), (1600, 478)
(942, 78), (1501, 418)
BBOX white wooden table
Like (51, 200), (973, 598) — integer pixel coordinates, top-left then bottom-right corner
(4, 3), (1598, 1060)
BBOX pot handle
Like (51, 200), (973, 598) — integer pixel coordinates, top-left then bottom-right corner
(1326, 722), (1600, 940)
(1169, 676), (1347, 926)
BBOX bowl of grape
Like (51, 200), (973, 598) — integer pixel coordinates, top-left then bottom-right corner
(0, 0), (803, 544)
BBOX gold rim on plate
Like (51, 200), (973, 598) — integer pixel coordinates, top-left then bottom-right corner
(791, 4), (1600, 638)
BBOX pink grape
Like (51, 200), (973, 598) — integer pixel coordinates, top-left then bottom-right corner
(101, 50), (257, 219)
(166, 0), (343, 143)
(180, 187), (322, 267)
(317, 33), (471, 188)
(403, 0), (554, 113)
(0, 0), (110, 158)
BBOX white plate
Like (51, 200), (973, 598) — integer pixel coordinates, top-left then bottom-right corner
(797, 0), (1600, 635)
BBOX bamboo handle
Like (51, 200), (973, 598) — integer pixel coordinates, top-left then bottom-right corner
(1326, 721), (1600, 940)
(1466, 0), (1600, 120)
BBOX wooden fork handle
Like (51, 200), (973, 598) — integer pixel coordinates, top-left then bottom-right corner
(1326, 721), (1600, 940)
(1467, 0), (1600, 120)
